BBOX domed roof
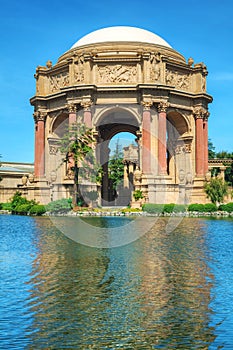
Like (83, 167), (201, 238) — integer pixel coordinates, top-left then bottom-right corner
(71, 26), (172, 49)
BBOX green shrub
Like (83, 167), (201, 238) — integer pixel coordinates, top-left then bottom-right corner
(218, 202), (233, 213)
(0, 203), (2, 210)
(142, 203), (164, 213)
(1, 202), (12, 211)
(171, 204), (187, 213)
(188, 204), (205, 212)
(163, 203), (175, 213)
(133, 190), (144, 201)
(203, 203), (217, 212)
(15, 203), (32, 215)
(46, 198), (73, 213)
(29, 205), (46, 216)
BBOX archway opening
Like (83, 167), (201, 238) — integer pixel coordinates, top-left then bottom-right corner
(95, 108), (140, 206)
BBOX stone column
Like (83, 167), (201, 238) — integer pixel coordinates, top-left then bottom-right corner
(34, 111), (46, 178)
(203, 112), (210, 175)
(68, 103), (77, 126)
(141, 102), (152, 174)
(194, 107), (204, 177)
(81, 101), (92, 128)
(158, 101), (169, 175)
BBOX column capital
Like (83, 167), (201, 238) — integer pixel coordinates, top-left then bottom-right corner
(33, 111), (47, 123)
(80, 100), (92, 111)
(67, 102), (77, 113)
(158, 101), (169, 113)
(193, 106), (209, 120)
(141, 101), (153, 111)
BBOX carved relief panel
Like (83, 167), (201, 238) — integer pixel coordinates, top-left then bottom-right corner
(166, 68), (190, 91)
(149, 53), (161, 82)
(49, 71), (69, 93)
(97, 64), (137, 84)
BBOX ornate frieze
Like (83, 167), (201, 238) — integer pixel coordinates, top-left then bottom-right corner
(175, 143), (192, 154)
(166, 68), (190, 91)
(49, 145), (58, 155)
(49, 72), (69, 92)
(97, 64), (137, 84)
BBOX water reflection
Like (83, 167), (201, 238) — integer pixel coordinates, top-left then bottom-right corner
(1, 215), (233, 349)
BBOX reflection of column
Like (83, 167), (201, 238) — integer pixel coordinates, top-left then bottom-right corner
(203, 113), (209, 175)
(194, 107), (204, 177)
(68, 103), (76, 126)
(34, 111), (46, 177)
(81, 101), (92, 128)
(123, 162), (129, 188)
(158, 101), (168, 175)
(141, 102), (152, 174)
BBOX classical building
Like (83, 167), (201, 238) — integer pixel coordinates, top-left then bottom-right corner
(29, 26), (213, 205)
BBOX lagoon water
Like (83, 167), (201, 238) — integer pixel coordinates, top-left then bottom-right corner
(0, 214), (233, 349)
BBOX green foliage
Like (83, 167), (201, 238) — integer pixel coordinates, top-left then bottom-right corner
(204, 177), (228, 204)
(208, 139), (216, 159)
(188, 204), (205, 212)
(142, 203), (164, 213)
(46, 198), (73, 213)
(108, 139), (124, 190)
(133, 190), (144, 201)
(203, 203), (218, 212)
(1, 202), (12, 211)
(59, 121), (100, 206)
(188, 203), (217, 212)
(10, 191), (36, 213)
(142, 203), (186, 214)
(29, 205), (46, 216)
(218, 202), (233, 213)
(15, 203), (32, 215)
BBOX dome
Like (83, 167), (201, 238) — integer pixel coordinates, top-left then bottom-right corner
(71, 26), (172, 49)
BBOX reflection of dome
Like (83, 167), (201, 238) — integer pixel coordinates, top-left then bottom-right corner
(71, 26), (172, 49)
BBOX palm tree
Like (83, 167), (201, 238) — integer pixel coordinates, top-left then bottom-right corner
(59, 122), (95, 206)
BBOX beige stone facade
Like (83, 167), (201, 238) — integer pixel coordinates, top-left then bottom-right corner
(28, 27), (213, 205)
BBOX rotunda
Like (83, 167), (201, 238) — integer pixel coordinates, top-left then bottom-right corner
(30, 26), (212, 205)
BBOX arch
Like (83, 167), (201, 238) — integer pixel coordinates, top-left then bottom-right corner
(94, 107), (140, 206)
(51, 113), (69, 138)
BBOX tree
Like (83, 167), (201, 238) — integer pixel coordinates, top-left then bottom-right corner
(59, 122), (98, 206)
(108, 139), (124, 190)
(204, 177), (228, 205)
(208, 139), (216, 159)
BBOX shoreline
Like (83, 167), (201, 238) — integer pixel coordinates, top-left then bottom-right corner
(1, 209), (233, 218)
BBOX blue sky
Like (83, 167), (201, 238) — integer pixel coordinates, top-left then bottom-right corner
(0, 0), (232, 162)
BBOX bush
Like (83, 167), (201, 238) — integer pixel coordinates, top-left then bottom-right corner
(15, 203), (32, 215)
(163, 203), (175, 213)
(171, 204), (187, 213)
(46, 198), (73, 213)
(188, 204), (205, 212)
(1, 202), (12, 211)
(203, 203), (217, 212)
(29, 205), (46, 216)
(218, 202), (233, 213)
(142, 203), (164, 213)
(133, 190), (144, 201)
